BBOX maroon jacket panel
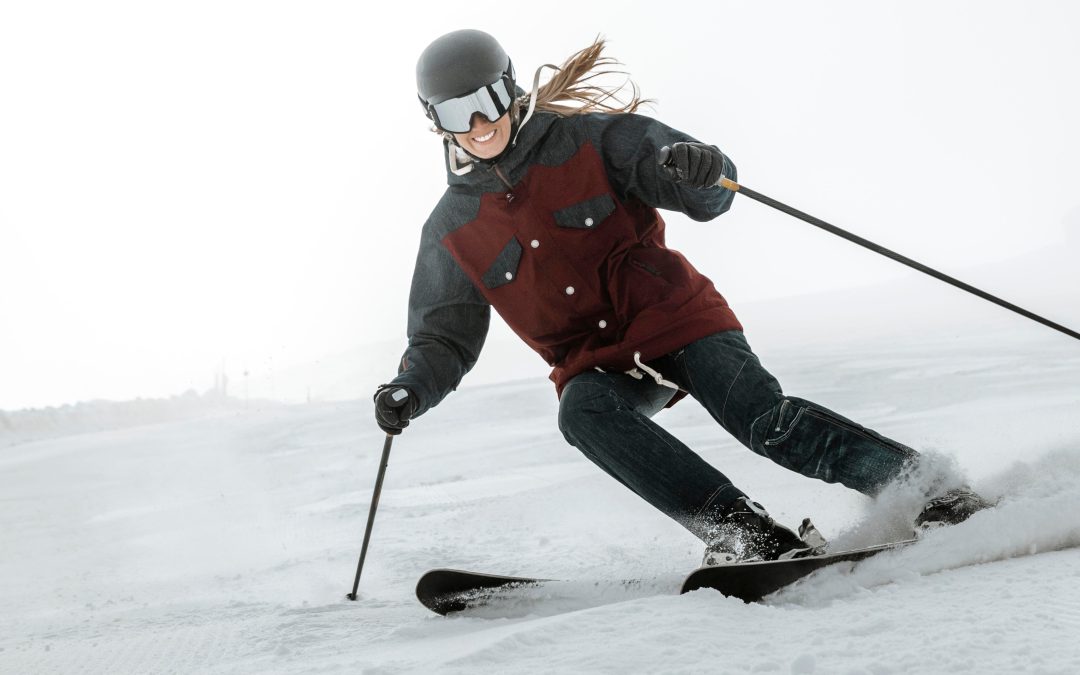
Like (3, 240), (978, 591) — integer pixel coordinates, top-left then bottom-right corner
(442, 139), (741, 396)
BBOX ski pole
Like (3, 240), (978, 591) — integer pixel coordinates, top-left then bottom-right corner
(658, 147), (1080, 342)
(347, 433), (394, 601)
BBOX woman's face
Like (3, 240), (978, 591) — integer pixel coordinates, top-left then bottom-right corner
(452, 112), (512, 160)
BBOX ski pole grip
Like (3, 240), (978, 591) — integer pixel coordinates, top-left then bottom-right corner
(718, 176), (740, 191)
(657, 145), (740, 191)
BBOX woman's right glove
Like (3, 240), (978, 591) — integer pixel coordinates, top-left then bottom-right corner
(374, 385), (416, 435)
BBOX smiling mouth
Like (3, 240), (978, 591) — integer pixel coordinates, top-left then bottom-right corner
(472, 129), (497, 143)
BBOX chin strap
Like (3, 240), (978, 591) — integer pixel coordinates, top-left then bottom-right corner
(447, 141), (473, 176)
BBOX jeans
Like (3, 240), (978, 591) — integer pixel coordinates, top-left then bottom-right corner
(557, 330), (918, 541)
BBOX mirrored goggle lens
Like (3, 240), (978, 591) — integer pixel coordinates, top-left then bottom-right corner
(429, 78), (513, 133)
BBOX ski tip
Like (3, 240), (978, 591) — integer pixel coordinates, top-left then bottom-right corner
(415, 568), (550, 616)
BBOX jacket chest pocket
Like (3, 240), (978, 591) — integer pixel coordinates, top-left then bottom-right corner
(553, 193), (615, 230)
(481, 236), (523, 289)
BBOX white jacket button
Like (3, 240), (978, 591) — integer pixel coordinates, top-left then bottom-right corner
(598, 320), (608, 329)
(505, 272), (513, 281)
(530, 239), (540, 248)
(584, 217), (594, 227)
(565, 286), (575, 295)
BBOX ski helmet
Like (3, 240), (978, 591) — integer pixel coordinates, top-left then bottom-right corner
(416, 29), (516, 134)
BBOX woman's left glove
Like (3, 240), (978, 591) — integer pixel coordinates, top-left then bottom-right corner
(374, 385), (417, 435)
(659, 142), (726, 189)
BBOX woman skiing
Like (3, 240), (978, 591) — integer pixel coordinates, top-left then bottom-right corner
(375, 29), (990, 564)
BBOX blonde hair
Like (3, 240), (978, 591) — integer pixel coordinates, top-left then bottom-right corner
(433, 37), (650, 139)
(528, 37), (652, 117)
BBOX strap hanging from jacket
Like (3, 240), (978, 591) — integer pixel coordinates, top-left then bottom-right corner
(626, 352), (682, 391)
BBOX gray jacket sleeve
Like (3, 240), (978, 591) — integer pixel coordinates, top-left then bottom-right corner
(580, 113), (737, 222)
(388, 214), (491, 418)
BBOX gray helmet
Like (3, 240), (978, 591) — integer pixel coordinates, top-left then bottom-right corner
(416, 29), (516, 132)
(417, 29), (514, 105)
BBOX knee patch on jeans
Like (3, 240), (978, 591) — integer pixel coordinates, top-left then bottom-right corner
(716, 359), (784, 431)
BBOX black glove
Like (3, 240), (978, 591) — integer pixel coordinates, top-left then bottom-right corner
(658, 142), (726, 189)
(374, 385), (416, 435)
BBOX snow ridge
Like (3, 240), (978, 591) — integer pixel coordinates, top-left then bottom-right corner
(0, 391), (251, 448)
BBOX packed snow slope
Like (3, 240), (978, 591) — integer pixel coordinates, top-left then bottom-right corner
(2, 328), (1080, 674)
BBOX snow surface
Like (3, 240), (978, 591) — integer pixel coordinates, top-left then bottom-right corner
(2, 329), (1080, 674)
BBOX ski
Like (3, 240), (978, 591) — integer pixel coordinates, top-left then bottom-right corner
(417, 539), (918, 615)
(681, 538), (918, 601)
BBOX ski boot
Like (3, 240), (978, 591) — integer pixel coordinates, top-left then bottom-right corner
(702, 497), (826, 566)
(914, 487), (995, 534)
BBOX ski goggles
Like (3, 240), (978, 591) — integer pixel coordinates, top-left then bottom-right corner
(424, 76), (515, 134)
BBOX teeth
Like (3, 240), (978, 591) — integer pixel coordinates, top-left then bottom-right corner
(474, 129), (496, 142)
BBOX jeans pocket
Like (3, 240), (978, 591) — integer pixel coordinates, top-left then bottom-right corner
(763, 398), (804, 446)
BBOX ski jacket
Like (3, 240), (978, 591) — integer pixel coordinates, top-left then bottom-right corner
(391, 111), (742, 417)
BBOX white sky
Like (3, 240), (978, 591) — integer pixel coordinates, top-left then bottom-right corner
(2, 1), (1079, 410)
